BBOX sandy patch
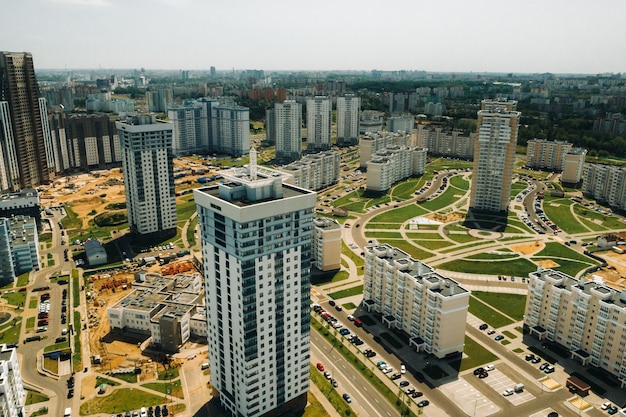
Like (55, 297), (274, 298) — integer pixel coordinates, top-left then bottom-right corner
(511, 241), (545, 255)
(535, 259), (560, 269)
(424, 213), (465, 223)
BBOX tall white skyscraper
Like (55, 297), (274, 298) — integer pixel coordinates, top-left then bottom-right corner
(470, 99), (520, 213)
(336, 94), (360, 146)
(116, 115), (177, 238)
(194, 157), (316, 417)
(273, 100), (302, 163)
(306, 96), (331, 152)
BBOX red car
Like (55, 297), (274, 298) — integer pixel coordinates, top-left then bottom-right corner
(316, 363), (324, 371)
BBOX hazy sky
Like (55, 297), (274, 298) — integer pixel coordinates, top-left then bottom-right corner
(3, 0), (625, 74)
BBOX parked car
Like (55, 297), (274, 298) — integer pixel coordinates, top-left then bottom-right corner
(411, 391), (423, 398)
(400, 364), (406, 374)
(329, 300), (335, 306)
(473, 367), (484, 376)
(601, 402), (611, 410)
(484, 364), (495, 371)
(531, 356), (541, 364)
(479, 324), (488, 330)
(502, 388), (514, 396)
(417, 400), (430, 407)
(539, 362), (549, 371)
(342, 393), (352, 403)
(399, 381), (409, 388)
(494, 335), (504, 341)
(525, 354), (535, 361)
(316, 363), (324, 371)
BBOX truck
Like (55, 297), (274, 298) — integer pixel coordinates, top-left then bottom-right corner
(514, 383), (524, 393)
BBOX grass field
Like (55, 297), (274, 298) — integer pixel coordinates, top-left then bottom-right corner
(328, 285), (363, 299)
(437, 257), (537, 276)
(80, 388), (167, 415)
(369, 204), (429, 223)
(378, 240), (434, 260)
(472, 291), (526, 321)
(457, 336), (498, 372)
(468, 297), (515, 328)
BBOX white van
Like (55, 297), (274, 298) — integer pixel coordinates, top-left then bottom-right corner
(201, 362), (210, 370)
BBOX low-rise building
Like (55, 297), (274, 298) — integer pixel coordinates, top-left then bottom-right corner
(84, 239), (108, 266)
(363, 244), (469, 358)
(525, 268), (626, 387)
(108, 271), (205, 352)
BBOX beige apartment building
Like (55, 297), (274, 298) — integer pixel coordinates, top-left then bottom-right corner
(526, 139), (572, 171)
(415, 125), (475, 160)
(281, 150), (340, 191)
(561, 147), (587, 184)
(525, 268), (626, 387)
(365, 145), (427, 192)
(359, 131), (411, 168)
(363, 244), (469, 358)
(312, 217), (342, 271)
(470, 99), (520, 212)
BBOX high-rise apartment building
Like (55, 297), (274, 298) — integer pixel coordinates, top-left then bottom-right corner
(359, 131), (410, 169)
(469, 99), (520, 212)
(194, 154), (316, 417)
(415, 125), (475, 160)
(387, 114), (414, 134)
(561, 147), (587, 184)
(525, 268), (626, 387)
(363, 243), (469, 358)
(0, 344), (26, 417)
(526, 139), (572, 171)
(0, 216), (40, 285)
(116, 115), (177, 238)
(366, 145), (427, 192)
(146, 88), (172, 113)
(280, 150), (340, 191)
(312, 217), (342, 272)
(582, 164), (626, 211)
(272, 100), (302, 164)
(306, 96), (331, 152)
(0, 52), (54, 191)
(336, 94), (360, 146)
(168, 104), (206, 156)
(211, 103), (250, 157)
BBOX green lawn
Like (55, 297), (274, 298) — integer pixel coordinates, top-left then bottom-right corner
(419, 187), (464, 211)
(328, 286), (363, 300)
(378, 240), (434, 260)
(302, 391), (331, 417)
(0, 317), (21, 344)
(142, 380), (184, 398)
(80, 388), (167, 415)
(415, 239), (455, 250)
(17, 271), (30, 287)
(366, 223), (405, 230)
(369, 204), (429, 223)
(1, 291), (25, 307)
(534, 242), (597, 264)
(437, 257), (537, 276)
(472, 291), (527, 321)
(542, 197), (589, 234)
(573, 205), (626, 231)
(364, 232), (403, 239)
(310, 364), (355, 417)
(466, 252), (519, 260)
(25, 390), (49, 405)
(176, 194), (198, 222)
(545, 259), (594, 277)
(391, 177), (424, 200)
(458, 336), (498, 372)
(60, 204), (83, 229)
(468, 297), (515, 328)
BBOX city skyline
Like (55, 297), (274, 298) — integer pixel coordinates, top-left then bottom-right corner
(2, 0), (625, 74)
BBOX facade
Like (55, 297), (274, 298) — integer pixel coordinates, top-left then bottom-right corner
(582, 164), (626, 211)
(0, 345), (26, 417)
(312, 217), (342, 271)
(561, 147), (587, 184)
(470, 99), (520, 212)
(211, 103), (250, 157)
(366, 146), (427, 192)
(359, 131), (411, 169)
(0, 52), (54, 191)
(146, 88), (172, 113)
(281, 150), (340, 191)
(415, 125), (475, 160)
(273, 100), (302, 164)
(336, 94), (360, 146)
(525, 268), (626, 387)
(116, 115), (177, 238)
(47, 112), (122, 173)
(363, 243), (469, 358)
(359, 110), (384, 134)
(306, 96), (331, 152)
(387, 114), (414, 134)
(167, 104), (205, 156)
(0, 216), (39, 285)
(194, 158), (316, 417)
(108, 271), (205, 352)
(526, 139), (572, 171)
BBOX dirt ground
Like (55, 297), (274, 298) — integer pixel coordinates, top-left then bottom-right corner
(425, 213), (465, 223)
(591, 251), (626, 289)
(510, 241), (545, 255)
(535, 259), (560, 269)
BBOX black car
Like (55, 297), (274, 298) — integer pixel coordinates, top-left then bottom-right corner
(329, 300), (336, 306)
(473, 367), (484, 376)
(67, 388), (74, 398)
(390, 373), (401, 380)
(38, 320), (48, 327)
(399, 381), (409, 388)
(417, 400), (430, 407)
(154, 406), (161, 417)
(525, 354), (535, 361)
(478, 372), (489, 378)
(531, 357), (541, 364)
(479, 324), (488, 330)
(539, 362), (549, 371)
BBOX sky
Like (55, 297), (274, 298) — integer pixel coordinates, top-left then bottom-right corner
(2, 0), (626, 74)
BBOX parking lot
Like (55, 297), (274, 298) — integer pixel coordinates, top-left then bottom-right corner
(440, 379), (500, 417)
(477, 368), (535, 406)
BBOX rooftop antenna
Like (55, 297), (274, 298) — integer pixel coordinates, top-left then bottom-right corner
(249, 148), (257, 180)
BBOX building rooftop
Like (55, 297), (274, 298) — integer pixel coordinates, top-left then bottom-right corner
(313, 217), (341, 230)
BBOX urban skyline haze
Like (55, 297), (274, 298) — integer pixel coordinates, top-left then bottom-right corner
(2, 0), (625, 74)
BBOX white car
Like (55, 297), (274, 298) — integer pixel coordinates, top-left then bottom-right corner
(400, 364), (406, 374)
(484, 364), (495, 371)
(347, 315), (355, 321)
(601, 402), (611, 410)
(382, 366), (393, 374)
(502, 388), (514, 396)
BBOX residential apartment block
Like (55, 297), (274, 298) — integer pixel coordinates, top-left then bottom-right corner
(0, 216), (39, 285)
(336, 94), (360, 146)
(470, 99), (520, 212)
(47, 112), (122, 173)
(117, 115), (177, 238)
(0, 345), (26, 417)
(526, 139), (572, 171)
(306, 96), (331, 151)
(359, 131), (412, 169)
(525, 268), (626, 387)
(194, 158), (316, 417)
(415, 125), (475, 160)
(387, 114), (414, 134)
(0, 51), (55, 191)
(363, 244), (469, 358)
(272, 100), (302, 164)
(146, 88), (172, 113)
(366, 145), (427, 192)
(582, 164), (626, 211)
(312, 217), (342, 271)
(107, 271), (206, 352)
(281, 150), (340, 191)
(359, 110), (384, 134)
(561, 147), (587, 184)
(0, 189), (40, 227)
